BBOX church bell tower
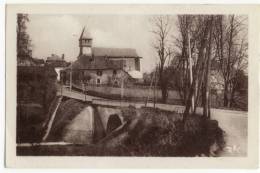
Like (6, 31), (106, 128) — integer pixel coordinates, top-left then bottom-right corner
(79, 27), (92, 56)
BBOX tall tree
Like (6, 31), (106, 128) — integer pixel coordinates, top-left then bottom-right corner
(202, 15), (214, 118)
(151, 16), (172, 103)
(214, 15), (248, 107)
(182, 16), (214, 122)
(17, 14), (32, 62)
(173, 15), (194, 104)
(172, 15), (210, 107)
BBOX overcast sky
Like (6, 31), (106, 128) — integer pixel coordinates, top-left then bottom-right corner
(27, 14), (173, 72)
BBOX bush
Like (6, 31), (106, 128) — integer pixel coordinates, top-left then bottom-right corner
(102, 107), (225, 157)
(175, 117), (225, 156)
(17, 66), (57, 143)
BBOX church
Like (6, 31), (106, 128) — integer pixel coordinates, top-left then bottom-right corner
(63, 27), (142, 87)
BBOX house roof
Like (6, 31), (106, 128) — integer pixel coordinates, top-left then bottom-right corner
(127, 70), (143, 79)
(32, 58), (45, 64)
(17, 66), (57, 78)
(47, 54), (63, 61)
(71, 55), (124, 70)
(92, 47), (141, 58)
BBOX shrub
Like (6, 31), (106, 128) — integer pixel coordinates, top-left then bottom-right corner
(17, 66), (57, 143)
(103, 107), (225, 157)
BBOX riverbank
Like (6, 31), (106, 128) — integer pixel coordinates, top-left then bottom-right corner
(17, 100), (226, 157)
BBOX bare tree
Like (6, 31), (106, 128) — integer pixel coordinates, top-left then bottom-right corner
(151, 16), (172, 103)
(172, 15), (213, 117)
(182, 16), (214, 122)
(173, 15), (248, 122)
(202, 15), (214, 118)
(172, 15), (212, 108)
(172, 15), (195, 104)
(214, 15), (248, 108)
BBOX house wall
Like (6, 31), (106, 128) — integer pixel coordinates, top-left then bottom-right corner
(54, 67), (65, 81)
(135, 58), (140, 71)
(81, 47), (92, 55)
(110, 58), (136, 71)
(211, 70), (224, 93)
(72, 69), (129, 86)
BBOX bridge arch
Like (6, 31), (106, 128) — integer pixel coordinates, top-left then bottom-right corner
(106, 114), (123, 134)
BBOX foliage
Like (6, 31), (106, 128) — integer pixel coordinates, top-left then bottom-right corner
(17, 14), (32, 61)
(229, 70), (248, 110)
(120, 108), (225, 156)
(17, 67), (57, 143)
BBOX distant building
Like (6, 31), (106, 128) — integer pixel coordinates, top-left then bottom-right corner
(45, 54), (68, 67)
(32, 58), (45, 66)
(46, 54), (70, 82)
(62, 27), (142, 86)
(18, 56), (45, 67)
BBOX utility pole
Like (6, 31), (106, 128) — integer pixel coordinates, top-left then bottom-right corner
(60, 71), (63, 96)
(121, 77), (124, 101)
(84, 83), (86, 102)
(153, 65), (158, 108)
(188, 31), (194, 113)
(145, 67), (155, 107)
(70, 63), (72, 91)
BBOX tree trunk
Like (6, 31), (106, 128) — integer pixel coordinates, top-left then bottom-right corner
(183, 17), (213, 123)
(193, 58), (207, 114)
(159, 65), (168, 103)
(161, 84), (168, 103)
(188, 31), (194, 112)
(225, 15), (234, 108)
(203, 17), (213, 118)
(223, 82), (228, 107)
(230, 85), (236, 107)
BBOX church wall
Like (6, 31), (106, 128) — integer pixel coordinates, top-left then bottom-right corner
(109, 58), (136, 71)
(135, 58), (140, 71)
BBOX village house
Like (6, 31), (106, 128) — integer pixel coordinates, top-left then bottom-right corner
(45, 54), (68, 67)
(32, 58), (45, 66)
(62, 27), (142, 86)
(46, 53), (70, 81)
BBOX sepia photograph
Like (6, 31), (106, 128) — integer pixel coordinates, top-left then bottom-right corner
(15, 13), (248, 157)
(5, 4), (259, 168)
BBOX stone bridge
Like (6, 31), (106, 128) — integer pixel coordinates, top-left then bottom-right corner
(41, 86), (248, 156)
(43, 94), (126, 144)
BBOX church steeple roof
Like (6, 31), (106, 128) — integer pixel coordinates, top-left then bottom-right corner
(79, 27), (92, 40)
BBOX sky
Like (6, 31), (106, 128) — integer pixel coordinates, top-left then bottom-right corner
(27, 14), (173, 72)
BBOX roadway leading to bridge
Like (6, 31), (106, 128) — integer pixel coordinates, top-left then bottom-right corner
(58, 86), (248, 156)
